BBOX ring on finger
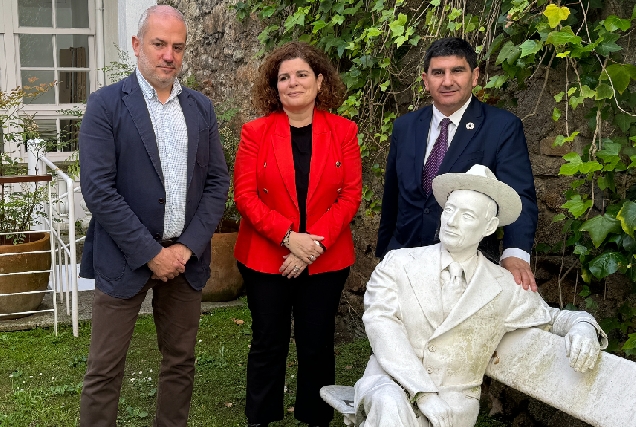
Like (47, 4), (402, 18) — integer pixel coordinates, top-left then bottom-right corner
(309, 255), (315, 261)
(293, 266), (300, 272)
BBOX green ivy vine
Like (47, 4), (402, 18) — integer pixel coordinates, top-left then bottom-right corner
(235, 0), (636, 356)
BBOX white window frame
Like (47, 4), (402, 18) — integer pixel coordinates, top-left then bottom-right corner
(0, 0), (101, 162)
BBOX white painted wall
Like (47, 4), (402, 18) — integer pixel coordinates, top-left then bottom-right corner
(117, 0), (156, 65)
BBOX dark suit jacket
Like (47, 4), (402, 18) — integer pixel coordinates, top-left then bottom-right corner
(79, 72), (230, 298)
(376, 97), (537, 258)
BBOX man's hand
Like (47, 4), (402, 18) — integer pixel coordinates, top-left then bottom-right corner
(148, 246), (187, 281)
(416, 393), (453, 427)
(167, 243), (192, 265)
(501, 256), (537, 292)
(565, 322), (601, 373)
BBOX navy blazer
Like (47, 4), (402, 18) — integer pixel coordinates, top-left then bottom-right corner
(376, 97), (537, 258)
(79, 73), (230, 298)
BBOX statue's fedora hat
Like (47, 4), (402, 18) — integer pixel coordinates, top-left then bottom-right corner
(432, 164), (522, 226)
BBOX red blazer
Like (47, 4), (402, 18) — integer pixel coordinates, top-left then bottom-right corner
(233, 109), (362, 274)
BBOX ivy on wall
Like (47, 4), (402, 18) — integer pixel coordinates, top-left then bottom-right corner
(235, 0), (636, 356)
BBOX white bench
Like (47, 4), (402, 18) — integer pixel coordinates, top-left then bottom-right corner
(321, 328), (636, 427)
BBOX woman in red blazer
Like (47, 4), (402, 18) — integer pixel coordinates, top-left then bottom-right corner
(233, 42), (362, 427)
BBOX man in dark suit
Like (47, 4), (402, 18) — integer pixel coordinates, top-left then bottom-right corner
(78, 5), (229, 426)
(376, 37), (538, 291)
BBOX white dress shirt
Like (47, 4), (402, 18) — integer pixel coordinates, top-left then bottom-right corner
(136, 69), (188, 239)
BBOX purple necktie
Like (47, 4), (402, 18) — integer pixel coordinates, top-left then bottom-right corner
(422, 118), (451, 195)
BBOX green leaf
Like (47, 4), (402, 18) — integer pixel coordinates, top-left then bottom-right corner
(543, 4), (570, 28)
(605, 64), (635, 94)
(554, 91), (565, 102)
(546, 27), (582, 46)
(579, 215), (622, 247)
(580, 85), (596, 98)
(552, 107), (561, 121)
(597, 40), (622, 57)
(520, 40), (543, 57)
(365, 27), (381, 38)
(617, 200), (636, 237)
(560, 152), (582, 175)
(623, 234), (636, 252)
(496, 41), (516, 65)
(389, 13), (407, 38)
(579, 161), (603, 174)
(603, 15), (631, 32)
(312, 20), (328, 33)
(284, 6), (309, 32)
(615, 113), (636, 133)
(332, 14), (345, 25)
(569, 95), (584, 110)
(579, 285), (591, 298)
(484, 75), (507, 89)
(562, 195), (593, 218)
(595, 83), (613, 100)
(623, 334), (636, 351)
(574, 244), (589, 255)
(588, 252), (627, 279)
(552, 213), (566, 222)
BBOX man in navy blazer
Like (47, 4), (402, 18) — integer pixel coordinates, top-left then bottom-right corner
(78, 5), (229, 426)
(376, 37), (538, 291)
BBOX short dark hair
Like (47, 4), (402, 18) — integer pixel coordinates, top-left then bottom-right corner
(423, 38), (477, 72)
(252, 42), (346, 115)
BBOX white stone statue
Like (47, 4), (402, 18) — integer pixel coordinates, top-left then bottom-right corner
(354, 165), (608, 427)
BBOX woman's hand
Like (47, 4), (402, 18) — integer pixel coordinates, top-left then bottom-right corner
(285, 232), (324, 264)
(280, 254), (307, 279)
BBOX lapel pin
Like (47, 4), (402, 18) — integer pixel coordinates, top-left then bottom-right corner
(336, 161), (341, 167)
(466, 122), (475, 130)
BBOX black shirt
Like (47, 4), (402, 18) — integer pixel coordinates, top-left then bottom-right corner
(290, 124), (312, 233)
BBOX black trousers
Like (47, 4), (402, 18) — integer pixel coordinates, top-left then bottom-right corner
(239, 263), (349, 426)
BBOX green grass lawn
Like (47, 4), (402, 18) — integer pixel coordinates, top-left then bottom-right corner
(0, 302), (508, 426)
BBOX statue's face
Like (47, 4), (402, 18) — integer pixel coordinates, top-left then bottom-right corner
(439, 190), (496, 254)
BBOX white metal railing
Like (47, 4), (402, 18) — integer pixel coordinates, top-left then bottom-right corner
(39, 156), (79, 337)
(0, 150), (80, 336)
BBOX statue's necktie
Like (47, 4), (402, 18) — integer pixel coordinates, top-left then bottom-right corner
(442, 261), (465, 320)
(422, 118), (451, 195)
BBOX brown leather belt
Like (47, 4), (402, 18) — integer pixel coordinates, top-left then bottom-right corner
(159, 238), (178, 247)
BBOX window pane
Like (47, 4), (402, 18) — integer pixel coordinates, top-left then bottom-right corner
(58, 71), (89, 103)
(21, 70), (56, 104)
(33, 119), (57, 150)
(57, 35), (89, 67)
(59, 119), (80, 151)
(19, 34), (54, 67)
(18, 0), (52, 27)
(56, 0), (89, 28)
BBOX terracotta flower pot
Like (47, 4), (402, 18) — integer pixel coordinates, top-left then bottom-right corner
(0, 232), (51, 320)
(201, 232), (244, 302)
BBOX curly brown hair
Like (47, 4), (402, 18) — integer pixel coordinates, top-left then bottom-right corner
(252, 42), (347, 115)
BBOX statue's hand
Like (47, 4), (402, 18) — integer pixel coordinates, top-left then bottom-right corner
(416, 393), (453, 427)
(565, 322), (600, 373)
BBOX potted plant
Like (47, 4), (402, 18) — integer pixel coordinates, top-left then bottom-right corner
(0, 82), (55, 319)
(201, 102), (244, 302)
